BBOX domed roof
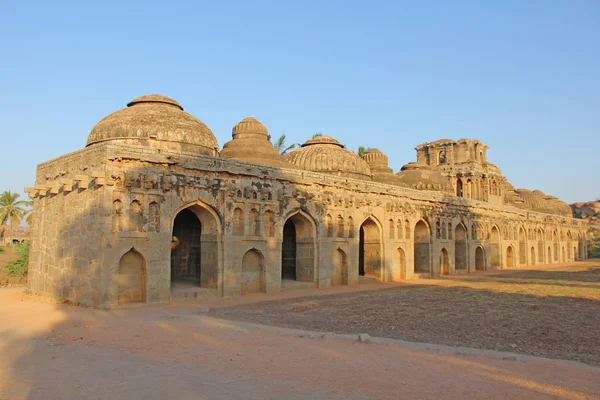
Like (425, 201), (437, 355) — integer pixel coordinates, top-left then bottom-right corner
(220, 117), (299, 169)
(86, 94), (219, 155)
(509, 188), (573, 217)
(362, 148), (393, 174)
(284, 136), (372, 180)
(395, 162), (453, 193)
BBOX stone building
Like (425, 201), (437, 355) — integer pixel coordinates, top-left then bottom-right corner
(25, 94), (588, 307)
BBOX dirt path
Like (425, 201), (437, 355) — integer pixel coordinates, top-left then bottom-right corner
(1, 288), (598, 400)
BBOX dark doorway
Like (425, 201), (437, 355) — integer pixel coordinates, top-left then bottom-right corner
(171, 209), (201, 285)
(359, 218), (381, 279)
(475, 246), (485, 270)
(359, 226), (365, 276)
(282, 219), (297, 280)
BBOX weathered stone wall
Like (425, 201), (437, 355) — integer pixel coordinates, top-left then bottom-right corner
(26, 142), (589, 307)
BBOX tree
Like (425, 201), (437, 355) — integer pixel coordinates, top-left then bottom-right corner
(271, 134), (296, 156)
(357, 146), (371, 157)
(0, 191), (30, 240)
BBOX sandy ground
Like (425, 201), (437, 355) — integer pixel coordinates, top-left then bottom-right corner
(1, 288), (599, 400)
(211, 262), (600, 366)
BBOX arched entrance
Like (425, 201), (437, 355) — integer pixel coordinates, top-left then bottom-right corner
(456, 179), (463, 197)
(118, 248), (146, 305)
(537, 229), (544, 264)
(397, 248), (406, 280)
(359, 218), (382, 279)
(171, 203), (220, 289)
(530, 247), (536, 265)
(241, 249), (265, 294)
(440, 248), (449, 275)
(414, 220), (431, 274)
(518, 227), (527, 265)
(548, 246), (552, 264)
(282, 212), (316, 282)
(475, 246), (485, 270)
(331, 248), (347, 286)
(490, 226), (500, 267)
(454, 223), (467, 270)
(506, 246), (515, 268)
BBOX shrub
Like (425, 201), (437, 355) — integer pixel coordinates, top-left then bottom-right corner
(0, 246), (4, 253)
(4, 241), (29, 278)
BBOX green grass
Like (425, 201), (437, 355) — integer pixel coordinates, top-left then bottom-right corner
(4, 241), (29, 278)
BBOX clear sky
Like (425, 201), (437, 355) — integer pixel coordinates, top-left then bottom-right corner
(1, 0), (599, 204)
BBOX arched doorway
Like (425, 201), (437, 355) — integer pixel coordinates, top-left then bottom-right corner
(331, 249), (347, 286)
(171, 203), (220, 289)
(506, 246), (515, 268)
(282, 212), (316, 282)
(414, 220), (430, 274)
(440, 248), (449, 275)
(359, 218), (382, 279)
(530, 247), (536, 265)
(456, 179), (463, 197)
(397, 248), (406, 280)
(537, 229), (544, 264)
(241, 249), (265, 295)
(475, 246), (485, 270)
(518, 227), (527, 265)
(490, 226), (500, 267)
(454, 223), (467, 270)
(548, 247), (552, 264)
(118, 249), (146, 305)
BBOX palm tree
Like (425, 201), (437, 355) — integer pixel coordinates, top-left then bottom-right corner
(271, 134), (296, 156)
(357, 146), (371, 157)
(0, 191), (29, 240)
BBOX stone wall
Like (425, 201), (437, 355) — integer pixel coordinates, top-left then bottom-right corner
(26, 142), (589, 307)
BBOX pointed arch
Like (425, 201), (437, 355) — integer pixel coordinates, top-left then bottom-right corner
(241, 248), (265, 294)
(414, 220), (431, 274)
(326, 214), (333, 237)
(475, 246), (485, 270)
(331, 248), (347, 286)
(455, 223), (467, 270)
(118, 248), (146, 305)
(440, 248), (449, 275)
(171, 201), (222, 289)
(359, 216), (383, 279)
(490, 225), (500, 267)
(506, 245), (515, 268)
(337, 215), (345, 238)
(518, 226), (527, 265)
(281, 209), (317, 283)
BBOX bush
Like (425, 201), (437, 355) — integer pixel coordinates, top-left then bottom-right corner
(4, 241), (29, 278)
(0, 246), (4, 253)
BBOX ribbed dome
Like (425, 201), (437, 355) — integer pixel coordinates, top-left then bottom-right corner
(86, 94), (219, 155)
(284, 136), (372, 180)
(395, 162), (453, 193)
(220, 117), (299, 169)
(362, 148), (393, 174)
(510, 188), (573, 217)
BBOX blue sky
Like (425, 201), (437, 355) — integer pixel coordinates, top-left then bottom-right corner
(1, 0), (599, 203)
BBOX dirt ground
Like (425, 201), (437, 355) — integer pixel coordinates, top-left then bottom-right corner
(1, 264), (600, 399)
(211, 261), (600, 366)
